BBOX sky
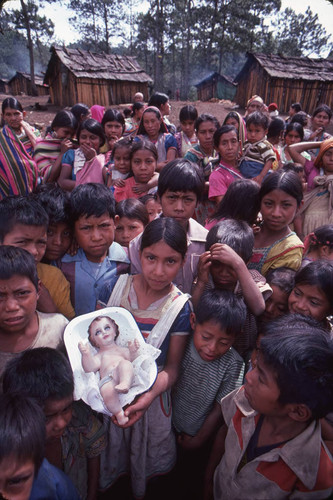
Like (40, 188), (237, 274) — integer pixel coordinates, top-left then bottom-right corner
(6, 0), (333, 49)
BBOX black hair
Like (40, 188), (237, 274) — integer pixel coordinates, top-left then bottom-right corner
(308, 224), (333, 251)
(267, 117), (285, 140)
(112, 136), (133, 158)
(294, 260), (333, 310)
(136, 107), (167, 136)
(246, 111), (269, 130)
(0, 393), (45, 473)
(223, 111), (240, 126)
(259, 170), (303, 208)
(148, 92), (169, 108)
(206, 219), (254, 263)
(179, 105), (198, 123)
(33, 184), (72, 227)
(1, 96), (23, 114)
(290, 103), (302, 113)
(260, 315), (333, 420)
(132, 102), (145, 117)
(195, 289), (246, 337)
(0, 195), (49, 243)
(195, 113), (220, 132)
(213, 125), (238, 150)
(3, 347), (74, 402)
(282, 163), (304, 176)
(290, 111), (308, 127)
(88, 315), (120, 346)
(70, 183), (116, 222)
(77, 118), (105, 147)
(139, 193), (159, 205)
(158, 158), (205, 201)
(51, 110), (77, 132)
(116, 198), (149, 226)
(0, 246), (38, 290)
(285, 122), (304, 141)
(312, 104), (332, 120)
(71, 102), (90, 122)
(130, 138), (158, 161)
(210, 179), (260, 226)
(123, 107), (132, 118)
(140, 217), (187, 259)
(265, 267), (296, 295)
(102, 109), (125, 133)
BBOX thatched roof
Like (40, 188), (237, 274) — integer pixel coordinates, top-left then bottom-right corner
(45, 46), (153, 83)
(235, 52), (333, 82)
(9, 72), (47, 87)
(195, 71), (236, 88)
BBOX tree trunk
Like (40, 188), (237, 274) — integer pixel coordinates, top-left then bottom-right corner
(20, 0), (37, 96)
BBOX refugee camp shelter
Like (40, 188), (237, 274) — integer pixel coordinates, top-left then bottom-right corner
(8, 72), (49, 96)
(235, 52), (333, 113)
(44, 46), (153, 107)
(0, 78), (9, 94)
(195, 72), (237, 101)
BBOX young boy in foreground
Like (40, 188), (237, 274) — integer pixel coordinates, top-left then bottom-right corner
(207, 315), (333, 499)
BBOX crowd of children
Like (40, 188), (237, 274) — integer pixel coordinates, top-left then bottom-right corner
(0, 92), (333, 500)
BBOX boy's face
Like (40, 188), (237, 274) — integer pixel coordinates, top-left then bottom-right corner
(160, 189), (197, 229)
(146, 199), (162, 223)
(181, 120), (195, 138)
(209, 260), (238, 291)
(0, 456), (35, 500)
(245, 352), (285, 415)
(3, 223), (47, 263)
(246, 123), (267, 144)
(192, 316), (235, 362)
(45, 222), (72, 261)
(74, 213), (115, 263)
(89, 317), (117, 347)
(44, 395), (73, 442)
(261, 284), (289, 322)
(0, 275), (39, 334)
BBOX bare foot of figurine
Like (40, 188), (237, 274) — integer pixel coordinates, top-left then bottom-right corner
(116, 410), (129, 425)
(115, 382), (131, 393)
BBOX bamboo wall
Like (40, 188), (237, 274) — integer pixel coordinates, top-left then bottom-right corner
(235, 61), (333, 114)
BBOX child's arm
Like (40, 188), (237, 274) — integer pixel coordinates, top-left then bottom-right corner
(191, 251), (212, 308)
(87, 456), (100, 500)
(210, 243), (265, 315)
(78, 342), (101, 373)
(178, 402), (223, 450)
(58, 162), (76, 191)
(252, 159), (272, 185)
(132, 172), (159, 194)
(204, 422), (228, 500)
(286, 141), (323, 167)
(21, 121), (38, 150)
(37, 282), (58, 313)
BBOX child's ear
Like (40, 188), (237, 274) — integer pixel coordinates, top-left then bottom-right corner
(287, 403), (312, 423)
(190, 312), (196, 330)
(37, 279), (42, 299)
(319, 245), (331, 258)
(114, 215), (120, 226)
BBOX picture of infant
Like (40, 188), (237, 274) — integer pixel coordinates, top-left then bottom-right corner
(78, 315), (139, 425)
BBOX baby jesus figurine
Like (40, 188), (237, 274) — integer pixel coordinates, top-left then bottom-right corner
(78, 315), (139, 425)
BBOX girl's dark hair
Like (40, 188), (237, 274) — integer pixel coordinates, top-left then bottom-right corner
(291, 103), (302, 113)
(265, 267), (296, 295)
(1, 96), (23, 113)
(210, 179), (260, 226)
(130, 138), (158, 161)
(0, 393), (45, 472)
(116, 198), (149, 227)
(158, 158), (205, 201)
(195, 113), (220, 132)
(290, 111), (308, 127)
(132, 102), (145, 117)
(223, 111), (240, 125)
(102, 109), (125, 133)
(112, 136), (133, 158)
(70, 183), (116, 222)
(140, 217), (187, 259)
(3, 347), (74, 402)
(137, 107), (167, 136)
(312, 104), (332, 120)
(51, 110), (77, 131)
(267, 117), (285, 140)
(206, 219), (254, 263)
(71, 102), (90, 122)
(179, 105), (198, 123)
(246, 111), (269, 129)
(294, 260), (333, 309)
(148, 92), (169, 108)
(259, 170), (303, 207)
(33, 183), (72, 227)
(285, 122), (304, 141)
(213, 125), (238, 149)
(77, 118), (105, 147)
(0, 246), (38, 290)
(308, 224), (333, 250)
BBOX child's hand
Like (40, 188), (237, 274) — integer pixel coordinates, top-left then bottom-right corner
(78, 341), (90, 354)
(60, 138), (73, 154)
(177, 432), (203, 450)
(252, 174), (263, 185)
(67, 236), (79, 256)
(113, 178), (125, 187)
(197, 251), (212, 284)
(310, 128), (324, 140)
(80, 143), (97, 161)
(113, 391), (153, 428)
(132, 183), (147, 194)
(210, 243), (242, 270)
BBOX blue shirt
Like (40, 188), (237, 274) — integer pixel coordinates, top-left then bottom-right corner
(30, 458), (80, 500)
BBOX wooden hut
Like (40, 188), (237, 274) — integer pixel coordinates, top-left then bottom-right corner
(0, 78), (9, 94)
(44, 46), (153, 107)
(195, 72), (237, 101)
(235, 53), (333, 114)
(8, 72), (49, 96)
